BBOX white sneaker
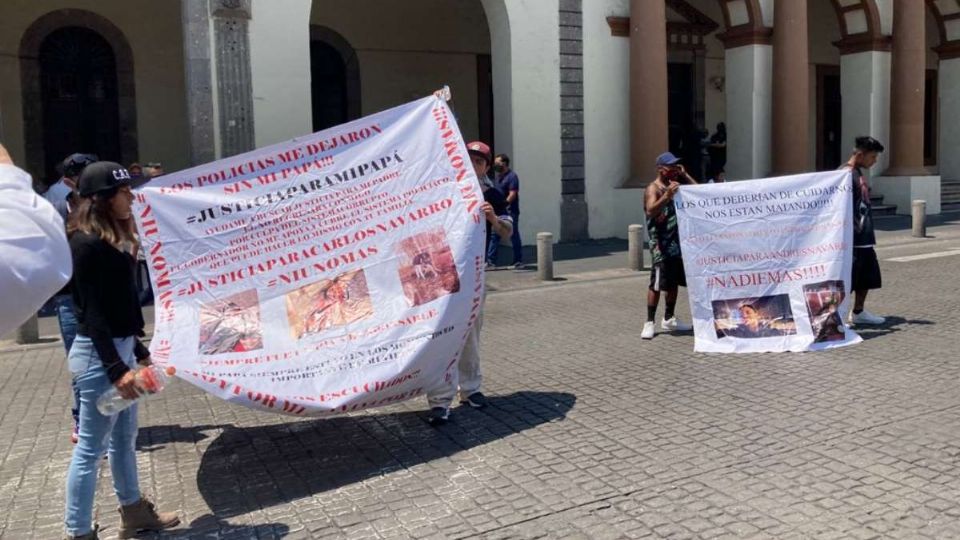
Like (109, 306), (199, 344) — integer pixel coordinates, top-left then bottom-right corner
(851, 310), (885, 326)
(641, 321), (656, 340)
(661, 317), (693, 332)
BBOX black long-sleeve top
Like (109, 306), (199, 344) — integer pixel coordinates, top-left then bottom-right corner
(70, 231), (150, 383)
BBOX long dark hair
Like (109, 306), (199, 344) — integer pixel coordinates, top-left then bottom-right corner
(67, 188), (136, 250)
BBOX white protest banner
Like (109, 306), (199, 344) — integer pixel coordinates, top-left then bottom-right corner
(133, 95), (486, 415)
(675, 171), (862, 353)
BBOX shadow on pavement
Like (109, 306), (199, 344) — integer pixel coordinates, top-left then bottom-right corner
(134, 424), (291, 538)
(137, 424), (227, 452)
(195, 391), (576, 520)
(856, 316), (934, 341)
(153, 513), (291, 539)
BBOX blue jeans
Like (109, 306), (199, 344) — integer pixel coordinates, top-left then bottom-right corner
(485, 230), (500, 265)
(55, 295), (81, 425)
(55, 295), (79, 354)
(487, 214), (523, 265)
(65, 335), (141, 536)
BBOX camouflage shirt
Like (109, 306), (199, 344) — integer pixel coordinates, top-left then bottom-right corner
(646, 182), (682, 264)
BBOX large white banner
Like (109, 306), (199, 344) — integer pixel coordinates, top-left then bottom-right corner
(133, 96), (486, 415)
(675, 171), (862, 353)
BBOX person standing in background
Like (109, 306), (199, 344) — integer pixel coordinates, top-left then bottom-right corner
(494, 154), (523, 268)
(707, 122), (727, 176)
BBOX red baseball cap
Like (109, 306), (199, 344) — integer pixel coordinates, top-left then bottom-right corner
(466, 141), (492, 164)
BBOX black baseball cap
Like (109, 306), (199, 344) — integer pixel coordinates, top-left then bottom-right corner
(78, 161), (133, 197)
(62, 153), (98, 177)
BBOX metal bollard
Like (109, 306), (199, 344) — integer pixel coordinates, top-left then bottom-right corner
(628, 224), (643, 271)
(912, 200), (926, 238)
(537, 232), (554, 281)
(15, 314), (39, 345)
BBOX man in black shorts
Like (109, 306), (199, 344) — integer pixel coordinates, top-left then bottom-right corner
(642, 151), (697, 340)
(840, 136), (886, 326)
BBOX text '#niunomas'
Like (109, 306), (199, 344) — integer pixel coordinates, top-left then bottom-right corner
(186, 151), (404, 224)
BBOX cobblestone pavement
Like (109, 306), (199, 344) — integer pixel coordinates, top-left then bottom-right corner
(2, 235), (960, 539)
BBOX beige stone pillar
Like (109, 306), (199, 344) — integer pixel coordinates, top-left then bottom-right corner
(771, 0), (809, 175)
(628, 0), (668, 185)
(886, 0), (927, 176)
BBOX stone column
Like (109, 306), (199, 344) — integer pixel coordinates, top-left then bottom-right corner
(559, 0), (589, 241)
(628, 0), (668, 185)
(211, 0), (255, 158)
(181, 0), (216, 165)
(886, 0), (926, 176)
(771, 0), (809, 175)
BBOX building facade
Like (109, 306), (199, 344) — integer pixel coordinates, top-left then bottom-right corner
(1, 0), (958, 244)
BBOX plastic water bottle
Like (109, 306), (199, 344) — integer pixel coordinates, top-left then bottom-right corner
(97, 365), (176, 415)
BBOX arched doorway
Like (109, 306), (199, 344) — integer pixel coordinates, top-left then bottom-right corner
(309, 26), (360, 133)
(310, 40), (347, 131)
(39, 27), (120, 180)
(19, 9), (137, 182)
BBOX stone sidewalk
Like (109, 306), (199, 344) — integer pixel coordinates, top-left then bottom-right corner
(1, 218), (960, 539)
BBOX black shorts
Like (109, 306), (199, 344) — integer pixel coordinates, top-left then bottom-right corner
(852, 247), (882, 291)
(650, 257), (686, 291)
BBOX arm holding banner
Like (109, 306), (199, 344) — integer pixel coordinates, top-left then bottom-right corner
(679, 164), (699, 185)
(482, 201), (512, 240)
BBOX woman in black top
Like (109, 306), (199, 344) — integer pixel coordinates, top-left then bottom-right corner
(63, 162), (178, 540)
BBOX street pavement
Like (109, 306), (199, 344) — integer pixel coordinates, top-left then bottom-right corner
(2, 215), (960, 539)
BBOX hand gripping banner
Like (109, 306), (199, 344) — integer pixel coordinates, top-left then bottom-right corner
(133, 95), (486, 415)
(675, 170), (862, 353)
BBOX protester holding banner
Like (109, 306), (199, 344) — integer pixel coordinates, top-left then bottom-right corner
(641, 152), (696, 340)
(840, 136), (886, 326)
(64, 162), (179, 540)
(425, 141), (512, 425)
(675, 165), (861, 352)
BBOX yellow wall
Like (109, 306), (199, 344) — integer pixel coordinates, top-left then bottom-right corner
(310, 0), (491, 141)
(0, 0), (190, 174)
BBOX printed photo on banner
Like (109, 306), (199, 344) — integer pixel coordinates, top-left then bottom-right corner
(198, 290), (264, 355)
(397, 229), (460, 307)
(712, 294), (797, 339)
(803, 280), (847, 343)
(285, 269), (374, 339)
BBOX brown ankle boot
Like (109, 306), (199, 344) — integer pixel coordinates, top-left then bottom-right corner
(117, 497), (180, 539)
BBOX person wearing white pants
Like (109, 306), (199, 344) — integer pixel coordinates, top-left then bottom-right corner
(426, 310), (484, 415)
(425, 141), (511, 425)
